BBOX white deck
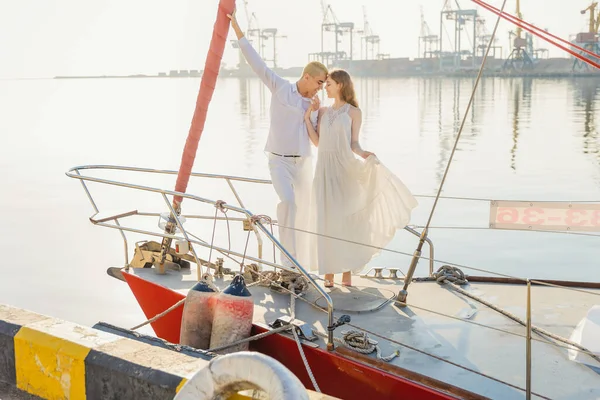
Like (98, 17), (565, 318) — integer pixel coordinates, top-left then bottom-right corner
(129, 264), (600, 400)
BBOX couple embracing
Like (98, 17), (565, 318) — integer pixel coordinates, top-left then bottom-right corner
(228, 10), (417, 288)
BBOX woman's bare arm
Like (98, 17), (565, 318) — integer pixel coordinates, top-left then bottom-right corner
(349, 106), (374, 159)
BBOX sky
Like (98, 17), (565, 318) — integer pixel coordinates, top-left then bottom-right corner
(0, 0), (597, 78)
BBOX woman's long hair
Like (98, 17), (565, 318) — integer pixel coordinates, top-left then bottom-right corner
(329, 69), (358, 108)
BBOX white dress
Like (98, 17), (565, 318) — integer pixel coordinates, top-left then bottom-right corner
(308, 103), (418, 275)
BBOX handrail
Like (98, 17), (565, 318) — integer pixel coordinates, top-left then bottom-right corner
(70, 165), (600, 204)
(67, 164), (437, 270)
(66, 164), (600, 397)
(66, 165), (336, 350)
(67, 164), (272, 185)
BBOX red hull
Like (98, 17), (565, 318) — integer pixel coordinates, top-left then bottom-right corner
(122, 272), (479, 400)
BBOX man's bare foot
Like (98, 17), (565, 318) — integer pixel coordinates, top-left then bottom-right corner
(324, 273), (334, 288)
(342, 271), (352, 287)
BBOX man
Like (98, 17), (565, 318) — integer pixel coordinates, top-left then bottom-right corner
(227, 9), (328, 269)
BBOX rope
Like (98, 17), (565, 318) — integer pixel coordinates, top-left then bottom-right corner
(413, 194), (600, 204)
(130, 298), (186, 330)
(300, 280), (551, 398)
(206, 201), (223, 276)
(243, 264), (308, 296)
(340, 330), (400, 362)
(292, 328), (321, 393)
(214, 200), (232, 257)
(247, 270), (280, 288)
(433, 265), (468, 285)
(128, 232), (596, 396)
(287, 281), (321, 392)
(444, 279), (600, 365)
(239, 229), (252, 274)
(473, 0), (600, 69)
(268, 220), (600, 293)
(187, 230), (243, 267)
(270, 222), (600, 299)
(201, 199), (236, 278)
(201, 277), (320, 392)
(409, 225), (600, 238)
(321, 271), (600, 361)
(238, 214), (276, 274)
(422, 0), (507, 235)
(311, 329), (399, 362)
(280, 270), (309, 294)
(288, 273), (399, 372)
(176, 203), (600, 301)
(344, 321), (550, 400)
(410, 266), (600, 363)
(206, 325), (290, 353)
(196, 218), (600, 300)
(161, 261), (559, 394)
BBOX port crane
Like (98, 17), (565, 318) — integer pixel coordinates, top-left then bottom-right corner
(502, 0), (536, 70)
(572, 1), (600, 71)
(230, 0), (285, 68)
(419, 6), (439, 59)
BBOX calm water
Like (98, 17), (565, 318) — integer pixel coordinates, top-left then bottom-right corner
(1, 76), (600, 331)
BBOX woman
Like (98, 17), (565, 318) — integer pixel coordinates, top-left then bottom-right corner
(304, 69), (418, 288)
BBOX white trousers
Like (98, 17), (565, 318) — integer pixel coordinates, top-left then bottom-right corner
(267, 153), (313, 269)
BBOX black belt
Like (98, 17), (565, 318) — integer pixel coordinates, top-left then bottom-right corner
(272, 152), (301, 158)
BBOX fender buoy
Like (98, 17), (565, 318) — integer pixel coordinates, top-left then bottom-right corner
(174, 351), (309, 400)
(209, 274), (254, 354)
(180, 279), (218, 349)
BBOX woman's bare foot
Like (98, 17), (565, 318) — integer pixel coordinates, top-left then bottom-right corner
(324, 273), (334, 288)
(342, 271), (352, 287)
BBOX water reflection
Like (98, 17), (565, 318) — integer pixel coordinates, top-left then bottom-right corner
(237, 77), (267, 171)
(234, 74), (600, 187)
(237, 77), (267, 127)
(431, 78), (481, 185)
(358, 78), (380, 117)
(238, 78), (249, 115)
(572, 78), (600, 162)
(417, 77), (441, 139)
(508, 78), (532, 171)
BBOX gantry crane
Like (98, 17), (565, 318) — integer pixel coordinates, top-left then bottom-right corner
(475, 16), (502, 59)
(230, 0), (257, 69)
(573, 1), (600, 71)
(583, 2), (600, 34)
(503, 0), (535, 70)
(260, 28), (287, 68)
(308, 0), (354, 66)
(230, 0), (284, 69)
(360, 6), (381, 60)
(419, 6), (439, 58)
(439, 0), (478, 70)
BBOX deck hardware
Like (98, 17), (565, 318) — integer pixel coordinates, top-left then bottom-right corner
(270, 316), (318, 341)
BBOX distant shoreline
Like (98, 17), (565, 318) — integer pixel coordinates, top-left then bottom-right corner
(53, 72), (600, 80)
(52, 56), (600, 80)
(54, 75), (167, 79)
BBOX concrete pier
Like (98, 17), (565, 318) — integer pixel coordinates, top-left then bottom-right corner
(0, 305), (336, 399)
(0, 305), (211, 400)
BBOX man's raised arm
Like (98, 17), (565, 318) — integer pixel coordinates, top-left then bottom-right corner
(228, 10), (286, 93)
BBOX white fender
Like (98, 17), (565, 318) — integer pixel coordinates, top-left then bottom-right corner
(568, 304), (600, 366)
(180, 279), (218, 350)
(210, 275), (254, 354)
(174, 351), (309, 400)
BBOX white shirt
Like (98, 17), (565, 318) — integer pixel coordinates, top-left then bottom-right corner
(238, 36), (318, 157)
